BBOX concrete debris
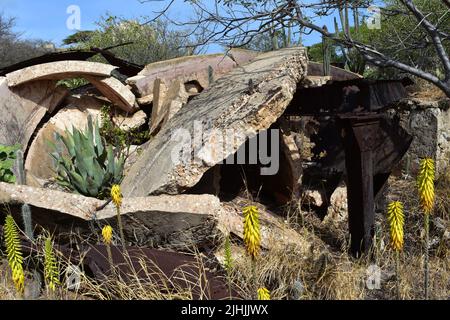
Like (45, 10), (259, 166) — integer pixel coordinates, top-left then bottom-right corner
(127, 49), (260, 97)
(0, 182), (222, 249)
(5, 61), (116, 87)
(121, 47), (308, 197)
(0, 77), (69, 150)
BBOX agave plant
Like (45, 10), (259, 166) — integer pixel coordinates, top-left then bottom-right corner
(50, 115), (125, 199)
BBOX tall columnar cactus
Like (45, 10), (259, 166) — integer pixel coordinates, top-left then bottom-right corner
(322, 25), (331, 76)
(15, 150), (34, 241)
(50, 115), (125, 199)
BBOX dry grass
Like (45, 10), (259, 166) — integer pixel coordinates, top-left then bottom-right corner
(220, 173), (449, 300)
(0, 169), (448, 300)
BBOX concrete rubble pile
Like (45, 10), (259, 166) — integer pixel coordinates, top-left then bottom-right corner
(0, 46), (448, 253)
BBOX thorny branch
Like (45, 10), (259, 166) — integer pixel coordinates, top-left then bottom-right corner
(139, 0), (450, 97)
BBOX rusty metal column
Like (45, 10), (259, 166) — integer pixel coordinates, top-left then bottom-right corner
(337, 114), (381, 257)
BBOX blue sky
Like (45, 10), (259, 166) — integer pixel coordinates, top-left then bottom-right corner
(0, 0), (376, 53)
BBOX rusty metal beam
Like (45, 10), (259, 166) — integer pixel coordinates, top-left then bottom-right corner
(337, 114), (381, 256)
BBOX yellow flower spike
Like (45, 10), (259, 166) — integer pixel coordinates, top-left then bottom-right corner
(243, 205), (261, 260)
(111, 184), (123, 208)
(44, 236), (60, 292)
(387, 201), (405, 251)
(257, 287), (271, 300)
(4, 215), (25, 295)
(417, 158), (435, 214)
(102, 225), (113, 245)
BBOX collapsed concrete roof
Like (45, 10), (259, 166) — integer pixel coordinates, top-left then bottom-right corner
(121, 47), (309, 197)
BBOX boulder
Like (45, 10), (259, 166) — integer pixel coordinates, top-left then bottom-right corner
(0, 182), (222, 249)
(121, 47), (308, 197)
(0, 77), (68, 150)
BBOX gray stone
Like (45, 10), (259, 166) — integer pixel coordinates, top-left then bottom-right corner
(121, 47), (308, 197)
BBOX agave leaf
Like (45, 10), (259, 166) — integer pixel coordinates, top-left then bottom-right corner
(68, 170), (88, 195)
(59, 130), (76, 159)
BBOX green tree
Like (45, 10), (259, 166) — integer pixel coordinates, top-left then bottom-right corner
(0, 14), (55, 68)
(64, 15), (197, 65)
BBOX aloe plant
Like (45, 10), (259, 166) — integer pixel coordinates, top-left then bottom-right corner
(50, 115), (125, 199)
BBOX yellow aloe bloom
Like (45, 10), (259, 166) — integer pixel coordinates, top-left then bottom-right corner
(111, 184), (123, 208)
(387, 201), (405, 251)
(44, 236), (60, 292)
(102, 225), (113, 245)
(243, 205), (261, 260)
(4, 215), (25, 295)
(257, 287), (271, 300)
(417, 158), (435, 214)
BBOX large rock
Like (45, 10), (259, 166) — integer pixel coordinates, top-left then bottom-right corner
(0, 77), (68, 150)
(0, 182), (221, 249)
(121, 47), (308, 197)
(5, 61), (116, 86)
(127, 49), (260, 97)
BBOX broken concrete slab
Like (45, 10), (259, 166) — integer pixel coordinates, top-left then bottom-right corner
(121, 47), (308, 197)
(0, 77), (69, 150)
(84, 76), (137, 113)
(127, 49), (260, 97)
(150, 80), (190, 135)
(0, 182), (222, 249)
(149, 78), (168, 132)
(5, 61), (116, 87)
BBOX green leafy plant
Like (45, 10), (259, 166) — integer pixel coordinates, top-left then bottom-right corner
(100, 105), (150, 150)
(50, 115), (125, 199)
(0, 144), (20, 183)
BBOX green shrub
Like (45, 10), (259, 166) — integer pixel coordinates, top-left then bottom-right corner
(100, 105), (150, 150)
(50, 115), (125, 199)
(0, 144), (20, 183)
